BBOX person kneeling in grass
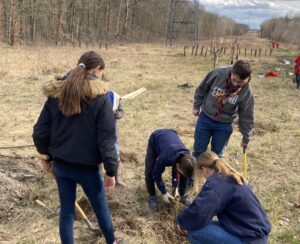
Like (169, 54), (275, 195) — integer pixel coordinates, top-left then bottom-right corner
(177, 151), (271, 244)
(145, 129), (196, 212)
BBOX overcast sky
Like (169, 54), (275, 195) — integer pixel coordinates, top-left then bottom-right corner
(199, 0), (300, 29)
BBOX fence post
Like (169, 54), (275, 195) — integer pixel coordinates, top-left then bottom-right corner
(205, 48), (208, 57)
(195, 44), (198, 56)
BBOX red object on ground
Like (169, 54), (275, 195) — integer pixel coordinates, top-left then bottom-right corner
(265, 71), (280, 77)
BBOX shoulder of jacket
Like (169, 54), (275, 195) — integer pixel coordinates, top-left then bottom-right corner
(42, 78), (109, 98)
(89, 79), (109, 97)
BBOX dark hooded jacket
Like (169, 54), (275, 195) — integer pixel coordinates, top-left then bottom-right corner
(32, 77), (118, 177)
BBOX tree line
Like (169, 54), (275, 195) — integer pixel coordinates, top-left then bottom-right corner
(260, 15), (300, 45)
(0, 0), (249, 46)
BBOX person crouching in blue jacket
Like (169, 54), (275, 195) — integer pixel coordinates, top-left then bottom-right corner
(145, 129), (196, 212)
(177, 151), (271, 244)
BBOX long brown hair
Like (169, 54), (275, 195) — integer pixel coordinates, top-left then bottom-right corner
(195, 151), (248, 187)
(58, 51), (105, 116)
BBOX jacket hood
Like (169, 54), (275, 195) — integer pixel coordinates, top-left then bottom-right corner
(43, 78), (109, 98)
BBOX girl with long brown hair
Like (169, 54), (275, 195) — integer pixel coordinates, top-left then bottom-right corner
(33, 51), (123, 244)
(177, 151), (271, 244)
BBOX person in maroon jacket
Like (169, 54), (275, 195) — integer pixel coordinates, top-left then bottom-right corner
(294, 54), (300, 89)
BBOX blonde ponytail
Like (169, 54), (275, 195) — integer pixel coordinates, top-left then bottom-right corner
(195, 151), (248, 186)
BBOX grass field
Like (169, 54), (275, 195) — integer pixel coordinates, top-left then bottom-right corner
(0, 33), (299, 243)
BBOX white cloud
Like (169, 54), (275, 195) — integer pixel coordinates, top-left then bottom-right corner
(199, 0), (300, 29)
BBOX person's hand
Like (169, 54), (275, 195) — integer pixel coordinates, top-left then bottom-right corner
(163, 192), (175, 204)
(192, 109), (200, 117)
(177, 225), (187, 236)
(104, 176), (116, 190)
(241, 140), (248, 150)
(41, 160), (52, 173)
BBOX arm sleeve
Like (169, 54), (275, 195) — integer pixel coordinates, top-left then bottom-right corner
(96, 97), (119, 177)
(32, 99), (52, 158)
(152, 153), (167, 195)
(238, 91), (254, 145)
(177, 182), (223, 230)
(193, 70), (214, 110)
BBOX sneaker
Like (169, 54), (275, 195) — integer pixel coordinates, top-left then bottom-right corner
(179, 195), (191, 206)
(148, 196), (158, 213)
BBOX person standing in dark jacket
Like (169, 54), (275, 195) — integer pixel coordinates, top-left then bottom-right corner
(177, 151), (271, 244)
(145, 129), (195, 212)
(193, 60), (254, 158)
(33, 51), (122, 244)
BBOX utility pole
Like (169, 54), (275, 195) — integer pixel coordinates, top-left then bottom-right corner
(166, 0), (200, 47)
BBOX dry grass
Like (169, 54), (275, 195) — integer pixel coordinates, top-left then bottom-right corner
(0, 32), (299, 243)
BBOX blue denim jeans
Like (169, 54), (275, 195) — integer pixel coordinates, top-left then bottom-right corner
(296, 74), (300, 89)
(53, 161), (115, 244)
(188, 221), (243, 244)
(193, 112), (233, 158)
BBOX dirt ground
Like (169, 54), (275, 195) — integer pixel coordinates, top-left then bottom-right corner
(0, 32), (299, 243)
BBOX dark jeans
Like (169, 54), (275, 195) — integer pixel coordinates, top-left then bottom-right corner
(193, 112), (233, 158)
(53, 161), (115, 244)
(145, 143), (187, 197)
(296, 74), (300, 89)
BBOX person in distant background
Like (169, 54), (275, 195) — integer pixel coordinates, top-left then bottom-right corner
(33, 51), (124, 244)
(145, 129), (195, 212)
(192, 60), (254, 158)
(177, 151), (271, 244)
(294, 54), (300, 89)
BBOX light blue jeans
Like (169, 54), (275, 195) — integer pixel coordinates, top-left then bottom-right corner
(193, 112), (233, 158)
(188, 221), (242, 244)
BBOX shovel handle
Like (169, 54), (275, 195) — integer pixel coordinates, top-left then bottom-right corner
(36, 199), (55, 213)
(75, 202), (93, 229)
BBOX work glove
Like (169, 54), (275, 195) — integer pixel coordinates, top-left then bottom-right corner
(162, 192), (175, 204)
(172, 187), (179, 198)
(179, 194), (191, 206)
